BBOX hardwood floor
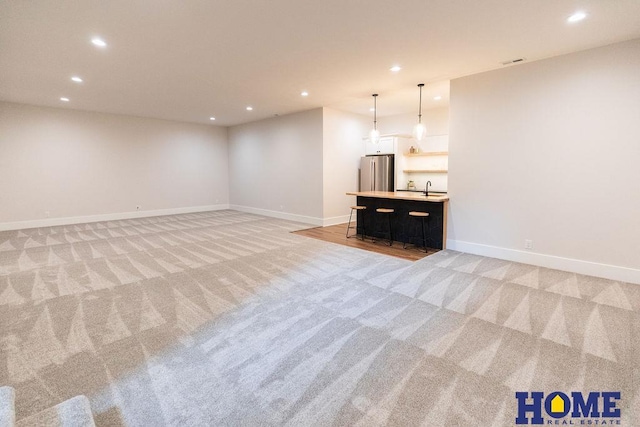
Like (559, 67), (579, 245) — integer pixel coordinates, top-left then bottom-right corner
(292, 223), (439, 262)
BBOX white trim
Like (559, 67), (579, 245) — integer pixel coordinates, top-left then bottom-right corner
(0, 204), (230, 231)
(446, 239), (640, 285)
(229, 204), (323, 226)
(322, 215), (350, 227)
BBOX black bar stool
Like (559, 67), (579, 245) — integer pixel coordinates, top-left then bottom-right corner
(346, 206), (367, 240)
(374, 208), (395, 246)
(403, 211), (430, 252)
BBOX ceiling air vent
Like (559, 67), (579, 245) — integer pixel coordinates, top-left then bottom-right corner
(501, 58), (526, 66)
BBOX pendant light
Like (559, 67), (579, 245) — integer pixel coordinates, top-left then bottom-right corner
(413, 83), (426, 141)
(370, 93), (380, 144)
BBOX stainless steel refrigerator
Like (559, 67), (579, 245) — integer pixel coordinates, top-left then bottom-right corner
(360, 154), (394, 192)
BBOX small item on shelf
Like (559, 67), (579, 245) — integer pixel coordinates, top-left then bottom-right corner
(409, 146), (416, 154)
(407, 180), (416, 190)
(414, 146), (420, 153)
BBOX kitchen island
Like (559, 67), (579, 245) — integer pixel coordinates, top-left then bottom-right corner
(346, 191), (449, 250)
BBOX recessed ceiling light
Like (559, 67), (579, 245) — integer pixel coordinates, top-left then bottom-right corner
(71, 76), (83, 83)
(390, 65), (402, 72)
(246, 106), (253, 111)
(209, 117), (216, 121)
(60, 97), (70, 102)
(567, 11), (587, 23)
(433, 96), (442, 101)
(301, 91), (309, 97)
(91, 37), (107, 47)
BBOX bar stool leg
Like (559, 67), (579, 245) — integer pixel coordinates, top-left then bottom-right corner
(360, 211), (366, 241)
(346, 208), (354, 238)
(371, 214), (377, 243)
(403, 222), (408, 249)
(421, 217), (427, 253)
(387, 214), (393, 246)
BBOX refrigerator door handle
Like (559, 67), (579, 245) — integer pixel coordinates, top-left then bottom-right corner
(371, 162), (375, 191)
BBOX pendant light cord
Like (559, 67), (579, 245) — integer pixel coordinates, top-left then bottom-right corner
(417, 84), (424, 124)
(372, 94), (378, 130)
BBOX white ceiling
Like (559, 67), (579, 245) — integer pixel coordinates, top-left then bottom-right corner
(1, 1), (639, 126)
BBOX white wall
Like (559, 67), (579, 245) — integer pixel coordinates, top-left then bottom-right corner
(322, 107), (370, 224)
(448, 39), (640, 283)
(227, 108), (324, 224)
(0, 102), (229, 228)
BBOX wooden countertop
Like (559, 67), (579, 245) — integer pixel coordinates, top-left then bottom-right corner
(346, 191), (449, 202)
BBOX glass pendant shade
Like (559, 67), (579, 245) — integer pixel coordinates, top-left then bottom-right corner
(413, 83), (426, 141)
(370, 93), (380, 143)
(370, 128), (380, 144)
(413, 123), (426, 141)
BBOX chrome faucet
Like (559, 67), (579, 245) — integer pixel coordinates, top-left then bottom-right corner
(424, 181), (432, 196)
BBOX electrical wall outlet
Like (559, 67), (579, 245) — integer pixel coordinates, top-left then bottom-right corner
(45, 211), (50, 218)
(524, 239), (533, 250)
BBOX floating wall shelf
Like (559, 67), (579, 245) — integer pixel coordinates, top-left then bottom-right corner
(404, 151), (449, 157)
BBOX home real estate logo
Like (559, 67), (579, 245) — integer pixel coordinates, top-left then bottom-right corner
(515, 391), (621, 425)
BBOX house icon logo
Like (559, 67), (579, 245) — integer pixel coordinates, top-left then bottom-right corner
(550, 394), (565, 414)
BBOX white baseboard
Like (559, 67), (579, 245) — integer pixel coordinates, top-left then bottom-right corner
(322, 215), (350, 227)
(446, 239), (640, 285)
(0, 204), (230, 231)
(229, 204), (323, 226)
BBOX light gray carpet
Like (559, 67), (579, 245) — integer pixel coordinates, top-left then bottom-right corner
(0, 210), (638, 426)
(0, 385), (15, 427)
